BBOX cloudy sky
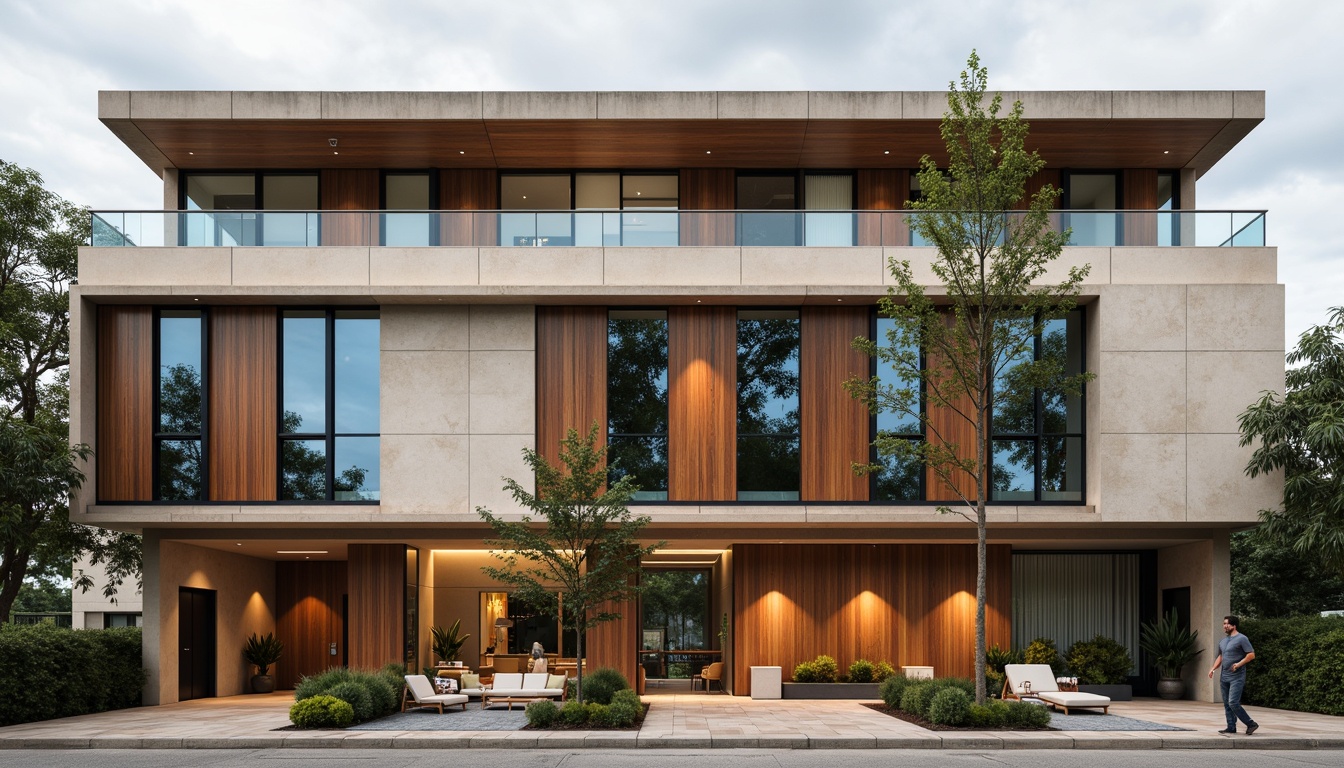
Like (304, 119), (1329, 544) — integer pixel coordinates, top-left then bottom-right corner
(0, 0), (1338, 345)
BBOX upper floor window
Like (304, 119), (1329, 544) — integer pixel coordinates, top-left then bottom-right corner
(991, 310), (1086, 503)
(382, 171), (435, 246)
(280, 309), (380, 501)
(155, 309), (205, 501)
(607, 310), (669, 500)
(872, 317), (923, 502)
(1063, 172), (1120, 246)
(737, 309), (800, 500)
(181, 172), (319, 246)
(501, 172), (678, 246)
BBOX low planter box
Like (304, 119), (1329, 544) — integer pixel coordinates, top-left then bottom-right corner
(1078, 683), (1132, 701)
(781, 682), (881, 699)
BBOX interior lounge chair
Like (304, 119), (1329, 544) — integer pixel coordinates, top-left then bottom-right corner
(693, 662), (724, 693)
(403, 674), (470, 713)
(1001, 664), (1111, 715)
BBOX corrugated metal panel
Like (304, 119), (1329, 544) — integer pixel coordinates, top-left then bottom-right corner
(1011, 553), (1140, 674)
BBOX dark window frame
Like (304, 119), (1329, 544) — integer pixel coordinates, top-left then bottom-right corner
(177, 170), (321, 246)
(152, 307), (209, 501)
(379, 169), (440, 246)
(868, 311), (927, 503)
(606, 308), (670, 501)
(735, 308), (802, 501)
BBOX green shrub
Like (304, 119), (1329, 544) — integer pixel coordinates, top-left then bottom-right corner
(586, 702), (615, 727)
(560, 698), (589, 725)
(792, 660), (818, 682)
(606, 698), (640, 727)
(873, 661), (896, 683)
(294, 666), (400, 719)
(295, 667), (353, 701)
(899, 681), (938, 717)
(611, 689), (641, 708)
(986, 643), (1022, 673)
(326, 681), (374, 723)
(289, 695), (354, 728)
(810, 655), (839, 682)
(879, 673), (913, 707)
(848, 659), (876, 683)
(1066, 635), (1133, 685)
(986, 668), (1005, 697)
(968, 701), (1009, 728)
(526, 699), (560, 727)
(0, 623), (147, 727)
(581, 667), (630, 705)
(1023, 637), (1066, 676)
(1242, 616), (1344, 716)
(666, 662), (692, 678)
(927, 687), (972, 726)
(1002, 699), (1052, 728)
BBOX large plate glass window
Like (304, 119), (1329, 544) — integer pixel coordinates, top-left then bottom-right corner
(155, 309), (206, 500)
(280, 309), (380, 501)
(736, 175), (798, 246)
(872, 316), (923, 501)
(181, 172), (318, 246)
(990, 309), (1086, 502)
(1063, 172), (1119, 246)
(382, 172), (434, 246)
(607, 310), (669, 500)
(500, 174), (572, 246)
(803, 174), (854, 246)
(737, 309), (800, 500)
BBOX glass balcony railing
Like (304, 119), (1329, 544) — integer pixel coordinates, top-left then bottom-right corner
(89, 210), (1267, 248)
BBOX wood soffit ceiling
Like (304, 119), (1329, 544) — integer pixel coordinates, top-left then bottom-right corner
(112, 117), (1243, 172)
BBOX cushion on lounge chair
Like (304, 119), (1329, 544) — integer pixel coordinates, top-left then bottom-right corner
(1038, 691), (1111, 708)
(1002, 664), (1061, 696)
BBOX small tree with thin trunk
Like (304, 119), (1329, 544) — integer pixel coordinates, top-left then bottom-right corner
(846, 51), (1093, 704)
(477, 423), (662, 702)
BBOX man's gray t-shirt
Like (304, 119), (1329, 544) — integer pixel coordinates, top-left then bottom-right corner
(1219, 634), (1254, 679)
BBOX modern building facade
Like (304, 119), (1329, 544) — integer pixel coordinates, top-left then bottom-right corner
(76, 89), (1280, 705)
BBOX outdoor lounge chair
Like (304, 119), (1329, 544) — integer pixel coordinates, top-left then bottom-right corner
(403, 674), (470, 713)
(1001, 664), (1110, 715)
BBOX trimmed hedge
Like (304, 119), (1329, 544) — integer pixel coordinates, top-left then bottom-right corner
(1241, 616), (1344, 716)
(580, 667), (630, 705)
(0, 622), (147, 727)
(290, 695), (354, 728)
(527, 688), (643, 728)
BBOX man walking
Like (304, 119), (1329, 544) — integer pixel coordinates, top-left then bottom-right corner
(1208, 614), (1259, 735)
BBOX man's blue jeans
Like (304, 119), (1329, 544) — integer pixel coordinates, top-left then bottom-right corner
(1220, 675), (1256, 731)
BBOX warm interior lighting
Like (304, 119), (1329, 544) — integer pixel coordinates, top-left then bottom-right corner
(277, 550), (328, 554)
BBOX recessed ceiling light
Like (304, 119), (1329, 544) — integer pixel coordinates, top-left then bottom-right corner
(636, 191), (641, 196)
(277, 550), (328, 554)
(333, 151), (339, 155)
(836, 298), (843, 302)
(459, 150), (466, 155)
(188, 151), (194, 155)
(1163, 150), (1170, 154)
(705, 150), (711, 154)
(235, 543), (242, 546)
(883, 150), (890, 155)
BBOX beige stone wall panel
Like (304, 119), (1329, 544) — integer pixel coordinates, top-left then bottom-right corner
(1098, 433), (1186, 522)
(232, 247), (369, 286)
(1186, 350), (1285, 434)
(381, 350), (469, 435)
(371, 247), (479, 287)
(1098, 351), (1187, 434)
(603, 247), (742, 286)
(1186, 284), (1285, 351)
(380, 434), (470, 514)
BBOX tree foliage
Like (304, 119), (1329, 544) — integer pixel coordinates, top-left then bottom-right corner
(0, 159), (141, 621)
(1239, 306), (1344, 577)
(845, 52), (1090, 703)
(478, 423), (663, 702)
(1230, 529), (1344, 618)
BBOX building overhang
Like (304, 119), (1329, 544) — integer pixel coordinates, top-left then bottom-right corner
(98, 90), (1264, 179)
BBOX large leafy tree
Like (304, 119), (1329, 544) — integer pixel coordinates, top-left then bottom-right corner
(478, 424), (662, 702)
(0, 159), (141, 621)
(846, 52), (1091, 704)
(1239, 306), (1344, 576)
(1231, 529), (1344, 618)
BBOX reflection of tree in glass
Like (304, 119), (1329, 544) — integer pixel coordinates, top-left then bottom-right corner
(991, 326), (1072, 493)
(279, 410), (368, 500)
(737, 319), (800, 492)
(607, 319), (668, 489)
(158, 363), (202, 500)
(875, 450), (922, 500)
(642, 571), (708, 650)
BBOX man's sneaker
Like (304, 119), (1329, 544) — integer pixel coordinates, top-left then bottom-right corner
(1218, 728), (1236, 734)
(1246, 723), (1259, 735)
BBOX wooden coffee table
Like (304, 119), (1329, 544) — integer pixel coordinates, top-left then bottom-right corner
(482, 693), (545, 710)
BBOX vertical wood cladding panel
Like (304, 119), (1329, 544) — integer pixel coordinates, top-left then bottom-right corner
(668, 306), (736, 501)
(275, 561), (347, 690)
(1017, 169), (1064, 238)
(800, 307), (870, 501)
(857, 169), (909, 246)
(348, 544), (406, 669)
(440, 168), (498, 246)
(925, 312), (979, 502)
(97, 306), (153, 501)
(1123, 169), (1159, 246)
(679, 169), (735, 246)
(535, 307), (608, 466)
(732, 543), (1012, 694)
(320, 169), (378, 245)
(584, 595), (640, 686)
(208, 307), (277, 501)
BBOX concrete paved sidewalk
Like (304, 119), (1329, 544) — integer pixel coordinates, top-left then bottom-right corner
(1, 692), (1341, 750)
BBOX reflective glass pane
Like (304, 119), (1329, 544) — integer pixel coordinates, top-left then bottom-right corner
(1041, 436), (1083, 502)
(992, 323), (1037, 435)
(281, 439), (327, 500)
(334, 311), (379, 433)
(158, 311), (202, 433)
(260, 212), (317, 246)
(607, 435), (668, 501)
(873, 441), (922, 501)
(535, 213), (574, 246)
(283, 311), (326, 433)
(875, 318), (921, 435)
(576, 173), (619, 210)
(499, 213), (538, 246)
(737, 311), (800, 437)
(1041, 314), (1084, 435)
(262, 174), (318, 209)
(991, 439), (1035, 501)
(803, 212), (854, 246)
(185, 175), (254, 211)
(382, 213), (432, 246)
(737, 435), (800, 500)
(608, 312), (668, 436)
(501, 175), (570, 209)
(335, 436), (380, 501)
(622, 175), (678, 209)
(158, 439), (202, 501)
(737, 212), (800, 246)
(620, 212), (678, 245)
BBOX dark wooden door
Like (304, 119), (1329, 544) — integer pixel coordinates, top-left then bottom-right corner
(178, 587), (217, 700)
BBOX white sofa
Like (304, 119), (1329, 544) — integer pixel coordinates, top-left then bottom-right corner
(1002, 664), (1111, 715)
(480, 672), (568, 709)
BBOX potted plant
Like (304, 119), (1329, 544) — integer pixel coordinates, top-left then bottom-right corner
(243, 632), (283, 694)
(1140, 608), (1202, 700)
(431, 619), (471, 664)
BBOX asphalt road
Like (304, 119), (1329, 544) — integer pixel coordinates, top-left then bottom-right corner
(4, 750), (1343, 768)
